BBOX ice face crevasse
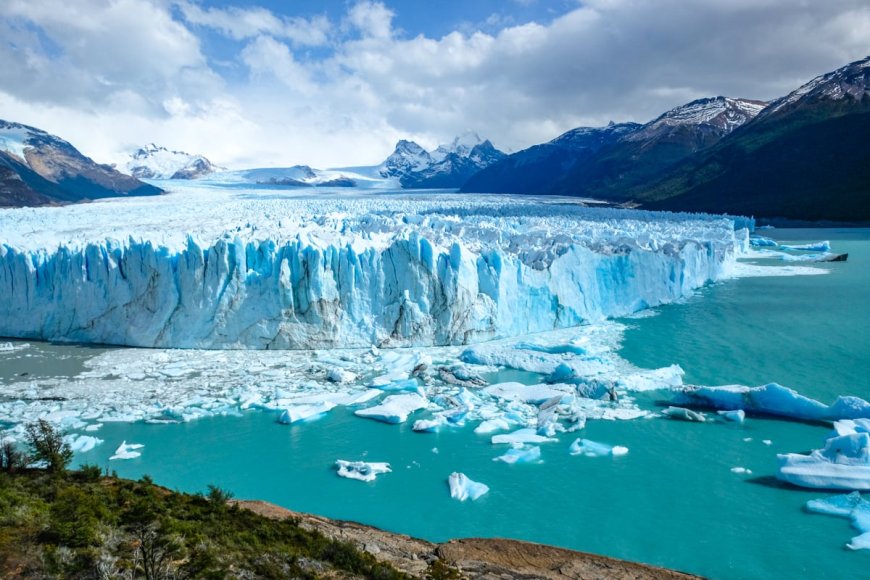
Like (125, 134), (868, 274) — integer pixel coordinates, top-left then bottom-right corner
(0, 202), (745, 349)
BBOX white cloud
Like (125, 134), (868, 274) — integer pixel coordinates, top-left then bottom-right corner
(176, 1), (331, 47)
(346, 1), (395, 40)
(241, 36), (316, 94)
(0, 0), (868, 170)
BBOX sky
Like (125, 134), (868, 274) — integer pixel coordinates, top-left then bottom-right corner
(0, 0), (868, 169)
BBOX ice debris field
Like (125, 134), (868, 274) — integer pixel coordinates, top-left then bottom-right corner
(1, 187), (866, 531)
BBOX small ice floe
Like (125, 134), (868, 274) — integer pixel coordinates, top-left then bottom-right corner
(777, 421), (870, 490)
(806, 492), (870, 550)
(110, 441), (144, 460)
(781, 241), (831, 252)
(327, 368), (357, 384)
(448, 472), (489, 501)
(718, 410), (746, 423)
(569, 438), (628, 457)
(354, 393), (428, 424)
(763, 439), (773, 446)
(84, 423), (104, 432)
(493, 446), (542, 465)
(491, 428), (557, 445)
(64, 434), (103, 453)
(335, 460), (392, 482)
(373, 378), (423, 393)
(672, 383), (870, 422)
(432, 447), (439, 454)
(474, 417), (514, 435)
(743, 437), (753, 442)
(0, 342), (29, 352)
(482, 382), (571, 405)
(662, 406), (706, 422)
(413, 416), (447, 433)
(730, 467), (752, 475)
(749, 236), (778, 248)
(278, 402), (336, 424)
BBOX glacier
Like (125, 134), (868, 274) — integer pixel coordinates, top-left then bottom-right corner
(0, 189), (747, 349)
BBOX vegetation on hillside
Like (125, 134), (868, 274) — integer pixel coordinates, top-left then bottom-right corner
(0, 422), (408, 579)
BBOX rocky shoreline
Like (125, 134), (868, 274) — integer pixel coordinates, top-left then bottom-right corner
(234, 500), (700, 579)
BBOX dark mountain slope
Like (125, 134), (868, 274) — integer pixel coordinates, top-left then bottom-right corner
(0, 120), (162, 207)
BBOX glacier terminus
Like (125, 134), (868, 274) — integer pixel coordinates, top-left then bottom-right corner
(0, 188), (749, 350)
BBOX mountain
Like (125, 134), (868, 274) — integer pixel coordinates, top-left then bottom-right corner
(126, 143), (222, 180)
(461, 122), (640, 195)
(463, 97), (764, 196)
(380, 133), (506, 188)
(640, 57), (870, 221)
(0, 121), (162, 208)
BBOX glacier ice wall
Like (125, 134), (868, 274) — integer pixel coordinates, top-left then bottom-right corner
(0, 194), (745, 349)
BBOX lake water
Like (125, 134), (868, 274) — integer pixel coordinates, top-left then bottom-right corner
(2, 228), (869, 579)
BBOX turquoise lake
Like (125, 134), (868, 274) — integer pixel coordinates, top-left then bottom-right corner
(3, 228), (869, 579)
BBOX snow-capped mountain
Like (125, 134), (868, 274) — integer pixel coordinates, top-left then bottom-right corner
(761, 56), (870, 118)
(0, 120), (161, 207)
(379, 133), (506, 188)
(624, 97), (766, 142)
(127, 143), (222, 180)
(463, 96), (765, 197)
(641, 56), (870, 221)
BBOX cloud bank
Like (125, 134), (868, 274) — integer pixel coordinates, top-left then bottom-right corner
(1, 0), (867, 168)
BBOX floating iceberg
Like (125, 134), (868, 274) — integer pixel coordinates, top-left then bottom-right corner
(662, 406), (706, 422)
(777, 430), (870, 490)
(110, 441), (144, 460)
(672, 384), (870, 422)
(354, 393), (428, 424)
(482, 382), (572, 404)
(749, 236), (778, 247)
(569, 438), (628, 457)
(0, 195), (742, 349)
(717, 409), (745, 423)
(806, 492), (870, 550)
(491, 428), (557, 445)
(781, 241), (831, 252)
(278, 402), (336, 424)
(474, 417), (514, 434)
(448, 472), (489, 501)
(65, 434), (103, 453)
(493, 446), (542, 464)
(335, 460), (392, 482)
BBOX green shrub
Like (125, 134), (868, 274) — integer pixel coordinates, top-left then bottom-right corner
(25, 420), (73, 474)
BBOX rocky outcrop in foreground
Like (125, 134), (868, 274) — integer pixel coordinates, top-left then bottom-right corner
(235, 500), (700, 579)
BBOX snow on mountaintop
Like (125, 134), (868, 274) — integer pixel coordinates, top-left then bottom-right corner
(0, 122), (38, 161)
(126, 143), (222, 180)
(549, 122), (642, 149)
(431, 131), (484, 162)
(763, 56), (870, 116)
(627, 97), (766, 139)
(380, 140), (432, 175)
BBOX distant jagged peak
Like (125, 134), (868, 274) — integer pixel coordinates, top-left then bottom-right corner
(126, 143), (222, 180)
(762, 55), (870, 117)
(433, 131), (485, 160)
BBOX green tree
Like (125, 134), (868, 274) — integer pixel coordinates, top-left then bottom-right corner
(0, 439), (28, 473)
(25, 420), (73, 474)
